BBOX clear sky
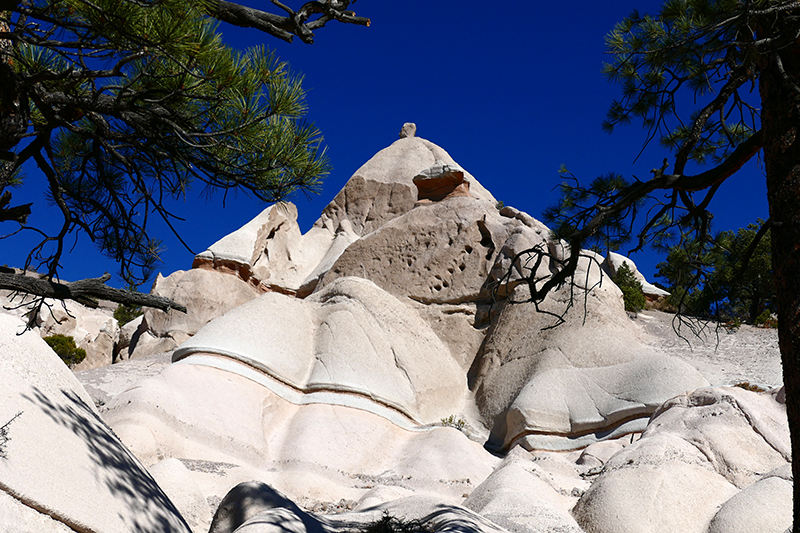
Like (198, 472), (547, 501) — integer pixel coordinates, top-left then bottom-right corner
(4, 1), (770, 288)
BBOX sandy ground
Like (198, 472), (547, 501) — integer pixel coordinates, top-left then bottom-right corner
(634, 309), (783, 389)
(75, 352), (172, 411)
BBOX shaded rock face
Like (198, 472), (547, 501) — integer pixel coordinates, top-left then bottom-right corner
(0, 314), (189, 533)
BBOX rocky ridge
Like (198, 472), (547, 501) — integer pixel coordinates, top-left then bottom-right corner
(0, 124), (789, 533)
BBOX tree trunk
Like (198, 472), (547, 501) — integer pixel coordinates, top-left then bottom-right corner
(760, 41), (800, 531)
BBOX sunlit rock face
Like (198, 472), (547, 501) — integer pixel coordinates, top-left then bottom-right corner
(57, 127), (789, 533)
(172, 276), (467, 425)
(125, 129), (709, 459)
(572, 386), (790, 533)
(0, 314), (190, 533)
(472, 256), (708, 452)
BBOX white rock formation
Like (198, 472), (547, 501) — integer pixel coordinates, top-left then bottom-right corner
(37, 299), (120, 370)
(1, 288), (120, 370)
(603, 251), (670, 299)
(19, 127), (787, 533)
(572, 386), (790, 533)
(172, 276), (467, 425)
(128, 268), (260, 359)
(0, 313), (189, 533)
(473, 251), (708, 451)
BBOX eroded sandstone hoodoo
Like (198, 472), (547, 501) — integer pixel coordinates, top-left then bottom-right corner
(8, 125), (785, 533)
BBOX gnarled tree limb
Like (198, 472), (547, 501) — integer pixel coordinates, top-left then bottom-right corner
(0, 272), (187, 313)
(206, 0), (369, 44)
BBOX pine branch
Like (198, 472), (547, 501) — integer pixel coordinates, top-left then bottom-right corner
(0, 272), (187, 313)
(206, 0), (369, 44)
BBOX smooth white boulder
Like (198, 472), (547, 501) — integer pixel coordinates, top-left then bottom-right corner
(173, 276), (466, 424)
(464, 454), (585, 533)
(473, 262), (708, 451)
(572, 386), (790, 533)
(103, 361), (498, 510)
(707, 465), (792, 533)
(0, 314), (190, 533)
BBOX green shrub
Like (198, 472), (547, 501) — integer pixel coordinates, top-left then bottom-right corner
(113, 302), (143, 326)
(440, 414), (466, 432)
(612, 262), (646, 312)
(753, 309), (778, 328)
(43, 334), (86, 366)
(733, 382), (766, 393)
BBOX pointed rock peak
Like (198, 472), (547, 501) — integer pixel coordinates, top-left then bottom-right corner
(314, 126), (496, 236)
(413, 159), (472, 202)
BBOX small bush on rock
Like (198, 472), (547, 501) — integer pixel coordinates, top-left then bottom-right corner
(733, 382), (766, 393)
(43, 334), (86, 366)
(612, 262), (646, 312)
(114, 302), (143, 327)
(753, 309), (778, 328)
(440, 415), (466, 432)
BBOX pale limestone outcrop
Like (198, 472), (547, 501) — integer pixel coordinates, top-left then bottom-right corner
(571, 386), (789, 533)
(189, 134), (495, 300)
(131, 268), (259, 358)
(707, 465), (792, 533)
(0, 313), (189, 533)
(472, 251), (708, 452)
(172, 276), (466, 424)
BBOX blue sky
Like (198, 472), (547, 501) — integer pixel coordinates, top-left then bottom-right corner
(4, 1), (769, 287)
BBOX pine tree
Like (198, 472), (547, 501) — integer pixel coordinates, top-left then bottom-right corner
(0, 0), (368, 315)
(656, 220), (775, 322)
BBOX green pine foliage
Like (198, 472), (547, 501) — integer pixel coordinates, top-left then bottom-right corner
(602, 0), (759, 164)
(655, 220), (774, 323)
(43, 334), (87, 367)
(1, 0), (330, 285)
(543, 170), (644, 253)
(613, 262), (647, 312)
(114, 303), (143, 327)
